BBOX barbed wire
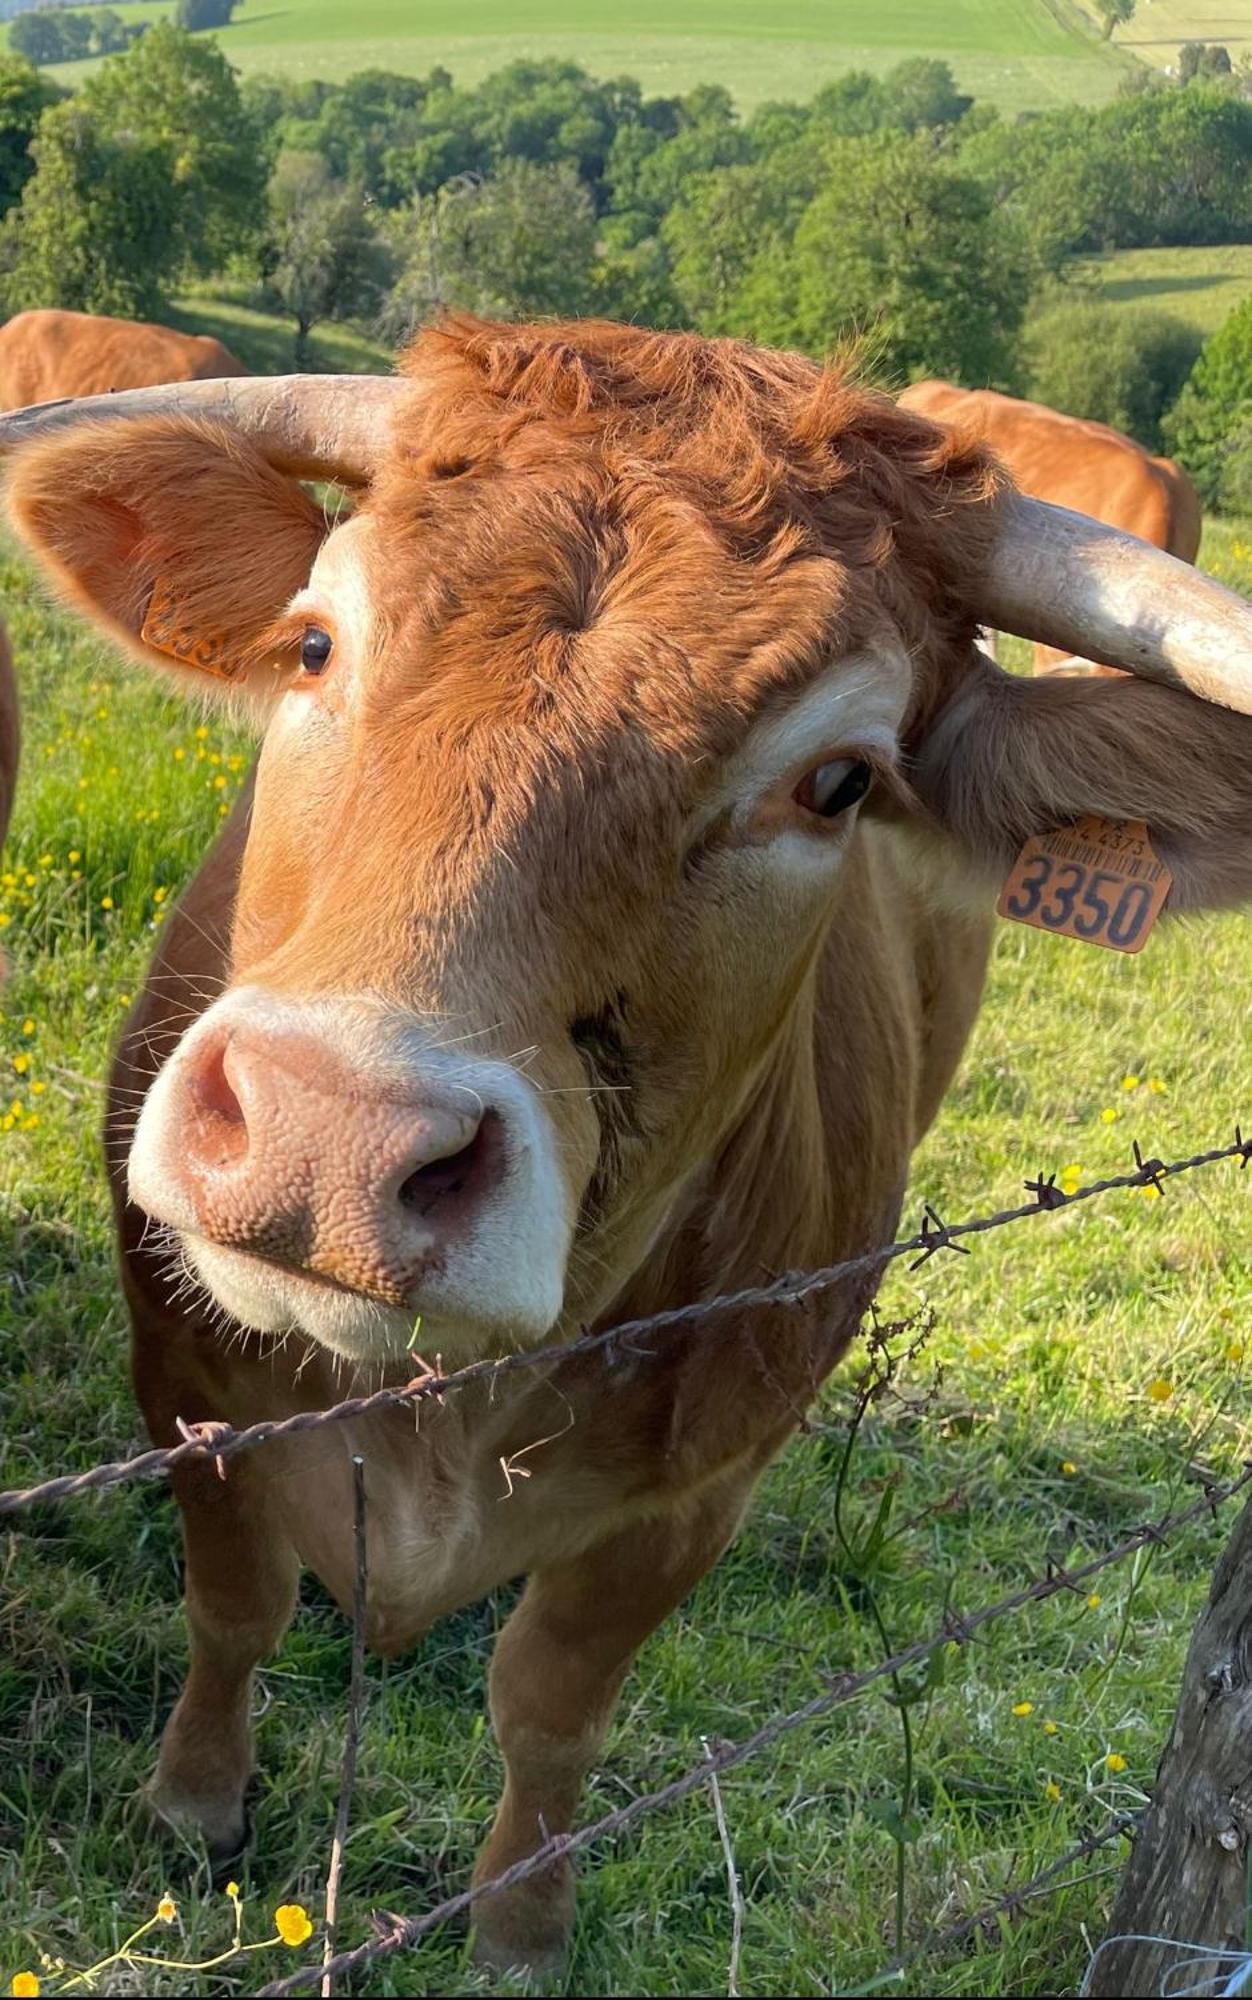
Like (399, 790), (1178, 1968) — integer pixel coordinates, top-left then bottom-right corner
(259, 1460), (1252, 1995)
(2, 1130), (1247, 1517)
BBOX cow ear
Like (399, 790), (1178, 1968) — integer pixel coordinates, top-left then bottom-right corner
(913, 654), (1252, 915)
(5, 418), (327, 712)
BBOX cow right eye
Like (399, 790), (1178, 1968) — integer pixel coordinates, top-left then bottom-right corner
(301, 627), (333, 675)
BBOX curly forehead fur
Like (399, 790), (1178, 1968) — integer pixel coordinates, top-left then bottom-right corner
(365, 316), (1007, 729)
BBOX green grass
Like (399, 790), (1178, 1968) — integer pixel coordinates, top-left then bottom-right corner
(1079, 243), (1252, 339)
(2, 522), (1251, 1996)
(13, 0), (1133, 115)
(169, 288), (392, 376)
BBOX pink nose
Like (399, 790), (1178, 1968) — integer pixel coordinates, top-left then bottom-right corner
(166, 1025), (504, 1302)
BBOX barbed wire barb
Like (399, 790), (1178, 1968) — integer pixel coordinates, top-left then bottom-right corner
(1, 1131), (1245, 1516)
(254, 1461), (1252, 1995)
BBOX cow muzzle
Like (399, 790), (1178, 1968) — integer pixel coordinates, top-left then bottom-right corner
(128, 991), (574, 1363)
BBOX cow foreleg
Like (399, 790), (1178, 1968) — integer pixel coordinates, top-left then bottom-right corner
(148, 1448), (300, 1858)
(471, 1476), (751, 1976)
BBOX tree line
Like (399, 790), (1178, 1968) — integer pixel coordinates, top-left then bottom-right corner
(0, 26), (1247, 505)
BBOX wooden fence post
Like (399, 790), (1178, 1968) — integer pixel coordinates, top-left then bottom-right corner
(1088, 1490), (1252, 1996)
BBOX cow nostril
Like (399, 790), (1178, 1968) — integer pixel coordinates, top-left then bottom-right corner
(186, 1035), (250, 1169)
(397, 1110), (502, 1218)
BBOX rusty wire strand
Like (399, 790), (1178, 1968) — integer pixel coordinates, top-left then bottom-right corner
(2, 1132), (1247, 1517)
(258, 1467), (1252, 1996)
(873, 1812), (1137, 1985)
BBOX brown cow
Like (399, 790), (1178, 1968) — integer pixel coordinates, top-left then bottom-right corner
(0, 308), (246, 409)
(898, 380), (1203, 674)
(5, 318), (1252, 1977)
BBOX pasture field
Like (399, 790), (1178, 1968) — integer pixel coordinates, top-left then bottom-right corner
(21, 0), (1132, 115)
(169, 289), (392, 377)
(1082, 242), (1252, 337)
(1074, 0), (1252, 71)
(2, 521), (1252, 1995)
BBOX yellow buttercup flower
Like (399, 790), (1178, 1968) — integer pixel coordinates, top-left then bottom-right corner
(1121, 1074), (1139, 1091)
(12, 1055), (28, 1075)
(1147, 1377), (1173, 1403)
(1060, 1460), (1077, 1476)
(1042, 1720), (1059, 1737)
(1086, 1593), (1101, 1610)
(1148, 1076), (1167, 1094)
(1100, 1107), (1118, 1125)
(1106, 1752), (1127, 1773)
(11, 1973), (40, 1997)
(1011, 1700), (1034, 1717)
(1059, 1163), (1084, 1196)
(100, 896), (114, 911)
(1044, 1780), (1061, 1802)
(275, 1903), (314, 1948)
(157, 1893), (176, 1923)
(153, 887), (167, 904)
(225, 1880), (241, 1901)
(21, 1019), (33, 1035)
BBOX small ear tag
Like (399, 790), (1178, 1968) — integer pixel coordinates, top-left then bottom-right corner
(140, 576), (238, 681)
(997, 815), (1172, 955)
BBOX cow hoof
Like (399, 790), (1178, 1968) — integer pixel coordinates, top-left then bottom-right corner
(470, 1928), (568, 1990)
(145, 1771), (250, 1862)
(470, 1869), (574, 1988)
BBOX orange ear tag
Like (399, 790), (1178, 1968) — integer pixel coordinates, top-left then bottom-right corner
(997, 815), (1172, 955)
(140, 575), (238, 681)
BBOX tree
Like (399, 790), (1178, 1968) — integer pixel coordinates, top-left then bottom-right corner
(1023, 296), (1200, 449)
(879, 57), (973, 133)
(382, 158), (598, 338)
(958, 86), (1252, 258)
(262, 150), (390, 366)
(663, 153), (815, 333)
(0, 54), (61, 216)
(1095, 0), (1135, 39)
(1087, 1490), (1252, 1996)
(722, 133), (1028, 387)
(1164, 293), (1252, 509)
(92, 10), (143, 57)
(10, 9), (92, 65)
(82, 24), (266, 277)
(0, 98), (181, 317)
(1179, 41), (1234, 85)
(175, 0), (238, 27)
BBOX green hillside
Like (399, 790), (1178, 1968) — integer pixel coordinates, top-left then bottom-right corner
(15, 0), (1133, 114)
(1083, 243), (1252, 338)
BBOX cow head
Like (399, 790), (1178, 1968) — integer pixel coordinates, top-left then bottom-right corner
(7, 318), (1252, 1365)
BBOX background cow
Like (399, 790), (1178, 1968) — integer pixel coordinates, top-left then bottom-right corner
(0, 308), (246, 410)
(4, 317), (1252, 1977)
(899, 379), (1203, 675)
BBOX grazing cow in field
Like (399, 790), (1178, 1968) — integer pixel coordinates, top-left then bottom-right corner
(898, 380), (1203, 675)
(4, 317), (1252, 1976)
(0, 308), (246, 410)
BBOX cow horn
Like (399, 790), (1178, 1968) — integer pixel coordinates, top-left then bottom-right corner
(983, 493), (1252, 715)
(0, 374), (406, 484)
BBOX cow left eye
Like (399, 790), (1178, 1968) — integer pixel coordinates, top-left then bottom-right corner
(301, 626), (333, 675)
(793, 758), (873, 819)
